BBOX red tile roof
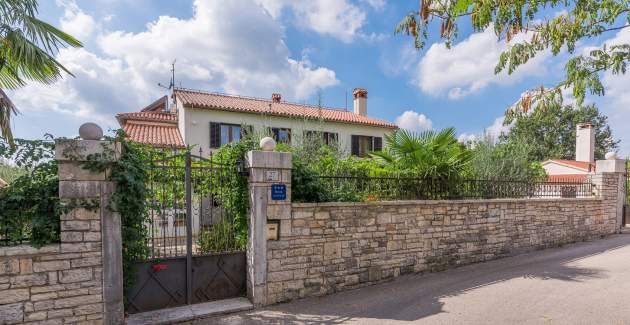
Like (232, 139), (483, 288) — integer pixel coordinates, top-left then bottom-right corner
(116, 111), (184, 148)
(547, 174), (591, 182)
(117, 111), (178, 123)
(543, 159), (595, 172)
(173, 88), (398, 129)
(122, 122), (184, 148)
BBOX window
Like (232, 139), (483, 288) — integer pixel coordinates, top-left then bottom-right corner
(210, 123), (249, 148)
(271, 127), (291, 144)
(351, 135), (383, 157)
(304, 130), (338, 146)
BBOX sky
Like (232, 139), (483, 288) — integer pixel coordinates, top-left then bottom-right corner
(9, 0), (630, 155)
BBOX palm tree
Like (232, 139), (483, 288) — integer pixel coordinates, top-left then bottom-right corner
(370, 127), (472, 179)
(0, 0), (82, 145)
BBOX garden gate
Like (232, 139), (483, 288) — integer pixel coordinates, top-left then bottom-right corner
(126, 150), (247, 314)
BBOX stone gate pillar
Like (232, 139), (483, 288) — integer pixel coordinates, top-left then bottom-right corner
(245, 141), (292, 306)
(56, 133), (124, 324)
(593, 156), (627, 233)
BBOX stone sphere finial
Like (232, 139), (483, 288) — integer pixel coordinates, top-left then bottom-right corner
(605, 151), (617, 160)
(79, 122), (103, 140)
(260, 137), (276, 151)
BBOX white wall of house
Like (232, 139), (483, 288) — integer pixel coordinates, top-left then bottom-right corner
(177, 102), (395, 155)
(543, 163), (590, 175)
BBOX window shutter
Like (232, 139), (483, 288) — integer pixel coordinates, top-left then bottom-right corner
(351, 135), (359, 156)
(209, 122), (221, 148)
(373, 137), (383, 152)
(271, 128), (280, 141)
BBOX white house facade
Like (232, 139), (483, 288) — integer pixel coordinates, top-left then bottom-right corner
(542, 123), (597, 182)
(117, 88), (397, 156)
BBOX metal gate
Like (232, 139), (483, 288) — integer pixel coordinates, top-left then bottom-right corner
(126, 149), (247, 314)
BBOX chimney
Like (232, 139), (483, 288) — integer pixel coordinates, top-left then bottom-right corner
(576, 123), (595, 163)
(271, 93), (281, 103)
(353, 88), (368, 116)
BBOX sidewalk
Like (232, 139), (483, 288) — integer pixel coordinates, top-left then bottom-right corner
(200, 234), (630, 324)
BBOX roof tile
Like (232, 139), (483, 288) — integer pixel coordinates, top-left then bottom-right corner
(174, 88), (398, 129)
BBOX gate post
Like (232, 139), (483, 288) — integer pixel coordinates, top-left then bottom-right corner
(245, 142), (292, 306)
(593, 155), (627, 232)
(55, 125), (124, 325)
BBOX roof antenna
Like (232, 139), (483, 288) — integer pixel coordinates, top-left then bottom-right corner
(345, 89), (348, 111)
(158, 60), (176, 112)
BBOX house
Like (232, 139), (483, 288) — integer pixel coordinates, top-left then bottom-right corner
(542, 123), (596, 182)
(0, 177), (7, 188)
(117, 88), (398, 156)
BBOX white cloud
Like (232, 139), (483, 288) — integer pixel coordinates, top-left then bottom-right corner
(485, 116), (511, 139)
(57, 0), (96, 41)
(395, 110), (433, 132)
(10, 0), (339, 130)
(415, 25), (551, 100)
(361, 0), (386, 10)
(457, 116), (511, 144)
(255, 0), (366, 42)
(458, 133), (478, 143)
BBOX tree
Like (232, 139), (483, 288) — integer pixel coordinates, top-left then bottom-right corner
(395, 0), (630, 114)
(370, 128), (472, 179)
(502, 103), (618, 161)
(469, 136), (547, 181)
(0, 0), (81, 144)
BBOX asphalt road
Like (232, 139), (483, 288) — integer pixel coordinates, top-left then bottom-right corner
(203, 234), (630, 325)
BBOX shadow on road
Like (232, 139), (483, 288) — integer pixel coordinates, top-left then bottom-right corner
(205, 234), (630, 325)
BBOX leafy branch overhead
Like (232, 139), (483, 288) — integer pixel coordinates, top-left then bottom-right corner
(396, 0), (630, 114)
(0, 0), (82, 144)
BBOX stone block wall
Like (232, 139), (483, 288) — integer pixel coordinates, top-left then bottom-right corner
(0, 237), (103, 324)
(0, 139), (123, 324)
(265, 197), (617, 304)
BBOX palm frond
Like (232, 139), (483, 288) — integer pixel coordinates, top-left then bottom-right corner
(0, 88), (17, 145)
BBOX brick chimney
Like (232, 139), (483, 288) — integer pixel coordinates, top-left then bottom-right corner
(353, 88), (367, 116)
(271, 93), (282, 103)
(576, 123), (595, 163)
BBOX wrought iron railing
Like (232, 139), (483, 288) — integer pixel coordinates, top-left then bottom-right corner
(293, 174), (595, 203)
(143, 148), (245, 260)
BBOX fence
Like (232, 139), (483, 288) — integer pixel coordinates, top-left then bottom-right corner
(293, 174), (595, 203)
(143, 147), (244, 259)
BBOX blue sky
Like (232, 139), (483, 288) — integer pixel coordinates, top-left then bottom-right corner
(10, 0), (630, 155)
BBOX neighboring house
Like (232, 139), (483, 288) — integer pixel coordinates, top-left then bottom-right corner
(117, 88), (398, 156)
(0, 177), (7, 188)
(542, 123), (596, 182)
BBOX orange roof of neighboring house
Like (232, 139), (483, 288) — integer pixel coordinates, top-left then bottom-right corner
(117, 111), (178, 123)
(542, 159), (595, 172)
(116, 111), (184, 148)
(173, 88), (398, 129)
(547, 174), (591, 182)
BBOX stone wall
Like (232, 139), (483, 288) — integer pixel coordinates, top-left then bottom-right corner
(265, 196), (618, 304)
(0, 139), (123, 325)
(0, 233), (103, 324)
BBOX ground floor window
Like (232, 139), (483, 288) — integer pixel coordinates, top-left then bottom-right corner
(351, 135), (383, 157)
(271, 127), (291, 144)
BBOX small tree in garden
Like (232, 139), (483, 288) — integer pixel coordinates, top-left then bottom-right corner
(469, 137), (547, 182)
(370, 128), (472, 179)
